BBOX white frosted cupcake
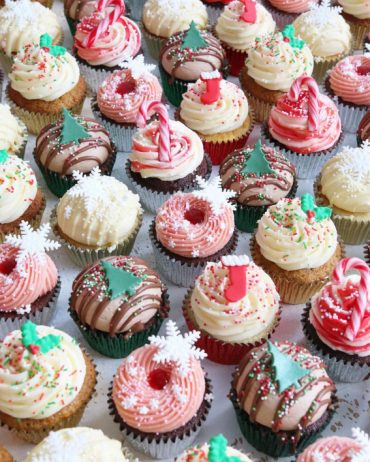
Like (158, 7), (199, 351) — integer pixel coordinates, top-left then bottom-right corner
(0, 104), (27, 158)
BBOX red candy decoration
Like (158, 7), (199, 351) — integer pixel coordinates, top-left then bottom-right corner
(148, 368), (171, 390)
(28, 344), (40, 355)
(0, 258), (16, 276)
(240, 0), (257, 24)
(356, 65), (370, 76)
(200, 71), (222, 105)
(184, 207), (205, 225)
(221, 255), (250, 303)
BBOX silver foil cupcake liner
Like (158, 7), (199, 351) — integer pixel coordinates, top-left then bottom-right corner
(75, 58), (113, 94)
(126, 0), (146, 21)
(51, 207), (143, 267)
(0, 278), (61, 339)
(125, 155), (212, 214)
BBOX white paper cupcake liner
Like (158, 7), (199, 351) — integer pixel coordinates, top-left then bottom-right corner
(126, 0), (146, 21)
(0, 277), (61, 339)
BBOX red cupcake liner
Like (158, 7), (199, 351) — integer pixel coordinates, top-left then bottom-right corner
(202, 132), (250, 166)
(221, 43), (247, 77)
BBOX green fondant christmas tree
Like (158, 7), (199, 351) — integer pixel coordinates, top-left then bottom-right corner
(209, 435), (241, 462)
(268, 341), (310, 393)
(241, 140), (275, 177)
(101, 260), (144, 300)
(0, 150), (8, 164)
(181, 21), (207, 51)
(60, 108), (91, 145)
(21, 321), (61, 355)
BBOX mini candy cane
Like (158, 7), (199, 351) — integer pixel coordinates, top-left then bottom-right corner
(332, 257), (370, 341)
(137, 101), (171, 162)
(288, 75), (320, 132)
(221, 255), (250, 302)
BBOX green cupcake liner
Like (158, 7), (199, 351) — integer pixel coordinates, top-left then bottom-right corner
(69, 294), (170, 358)
(66, 16), (78, 37)
(141, 22), (164, 60)
(159, 64), (189, 107)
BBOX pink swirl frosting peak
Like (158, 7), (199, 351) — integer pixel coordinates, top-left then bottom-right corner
(0, 244), (58, 312)
(297, 436), (363, 462)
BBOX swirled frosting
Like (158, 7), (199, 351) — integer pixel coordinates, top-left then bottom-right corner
(9, 44), (80, 102)
(155, 191), (235, 258)
(245, 32), (313, 91)
(129, 120), (204, 181)
(0, 155), (37, 224)
(338, 0), (370, 19)
(293, 7), (351, 58)
(180, 78), (249, 136)
(177, 442), (252, 461)
(220, 145), (296, 206)
(74, 14), (141, 67)
(97, 69), (162, 124)
(329, 56), (370, 106)
(0, 0), (62, 57)
(268, 0), (316, 13)
(35, 116), (113, 175)
(64, 0), (97, 20)
(190, 260), (280, 343)
(57, 174), (142, 247)
(320, 145), (370, 214)
(255, 198), (338, 271)
(0, 326), (86, 419)
(71, 256), (166, 336)
(143, 0), (208, 38)
(234, 341), (335, 432)
(24, 428), (129, 462)
(215, 1), (275, 52)
(112, 344), (205, 432)
(268, 89), (341, 154)
(0, 104), (25, 156)
(296, 435), (365, 462)
(0, 244), (57, 312)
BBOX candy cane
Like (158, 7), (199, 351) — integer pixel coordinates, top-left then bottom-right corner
(288, 75), (320, 132)
(137, 101), (171, 162)
(332, 257), (370, 341)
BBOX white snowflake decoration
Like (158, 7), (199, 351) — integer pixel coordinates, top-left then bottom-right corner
(336, 143), (370, 185)
(306, 0), (342, 28)
(122, 396), (138, 409)
(205, 393), (214, 402)
(193, 176), (236, 215)
(16, 305), (31, 315)
(150, 398), (159, 410)
(64, 205), (72, 220)
(119, 54), (156, 79)
(69, 168), (104, 215)
(149, 320), (207, 376)
(5, 221), (60, 269)
(34, 429), (86, 462)
(3, 0), (45, 29)
(351, 427), (370, 462)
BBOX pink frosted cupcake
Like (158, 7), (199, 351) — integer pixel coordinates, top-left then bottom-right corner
(324, 55), (370, 133)
(74, 1), (141, 92)
(263, 75), (342, 179)
(262, 0), (318, 28)
(92, 55), (162, 151)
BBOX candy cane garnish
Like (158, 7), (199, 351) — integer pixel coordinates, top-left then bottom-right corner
(332, 257), (370, 341)
(137, 101), (171, 162)
(288, 75), (320, 132)
(221, 255), (250, 302)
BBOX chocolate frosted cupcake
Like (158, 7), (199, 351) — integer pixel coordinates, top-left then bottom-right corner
(69, 256), (170, 358)
(159, 22), (226, 106)
(109, 320), (212, 459)
(230, 341), (337, 458)
(34, 109), (116, 197)
(220, 140), (297, 232)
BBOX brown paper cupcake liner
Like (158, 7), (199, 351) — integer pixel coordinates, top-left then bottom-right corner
(249, 234), (346, 305)
(12, 116), (28, 159)
(240, 86), (274, 124)
(312, 50), (351, 84)
(302, 304), (370, 382)
(51, 207), (143, 267)
(108, 377), (212, 459)
(182, 288), (281, 365)
(0, 351), (97, 444)
(346, 19), (369, 51)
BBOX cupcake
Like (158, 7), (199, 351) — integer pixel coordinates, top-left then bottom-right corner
(127, 101), (212, 213)
(230, 341), (337, 458)
(339, 0), (370, 50)
(0, 221), (61, 337)
(159, 23), (226, 107)
(142, 0), (208, 59)
(34, 109), (116, 197)
(250, 195), (344, 304)
(176, 434), (253, 461)
(0, 0), (62, 74)
(0, 0), (53, 6)
(324, 55), (370, 133)
(314, 143), (370, 245)
(179, 71), (254, 165)
(240, 26), (314, 122)
(262, 75), (342, 179)
(182, 254), (281, 365)
(214, 0), (276, 77)
(7, 38), (86, 135)
(262, 0), (318, 28)
(0, 103), (27, 158)
(0, 322), (97, 443)
(109, 320), (212, 459)
(0, 152), (46, 243)
(24, 427), (135, 461)
(302, 257), (370, 383)
(293, 2), (352, 82)
(92, 54), (162, 151)
(358, 109), (370, 144)
(52, 168), (143, 266)
(220, 140), (297, 232)
(69, 255), (170, 358)
(74, 4), (141, 92)
(296, 428), (370, 462)
(64, 0), (97, 35)
(150, 176), (238, 286)
(0, 446), (13, 462)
